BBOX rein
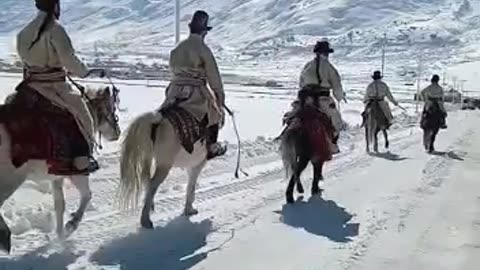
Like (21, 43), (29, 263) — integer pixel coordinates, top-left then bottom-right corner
(67, 74), (121, 150)
(224, 105), (248, 179)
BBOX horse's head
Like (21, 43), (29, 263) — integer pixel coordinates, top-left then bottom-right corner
(85, 86), (121, 142)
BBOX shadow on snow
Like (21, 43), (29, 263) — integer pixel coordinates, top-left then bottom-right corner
(275, 197), (359, 243)
(90, 216), (214, 270)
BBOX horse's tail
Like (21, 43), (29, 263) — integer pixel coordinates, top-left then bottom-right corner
(119, 112), (158, 210)
(365, 105), (378, 143)
(280, 132), (297, 180)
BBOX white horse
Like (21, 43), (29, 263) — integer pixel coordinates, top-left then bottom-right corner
(119, 111), (209, 229)
(0, 86), (121, 253)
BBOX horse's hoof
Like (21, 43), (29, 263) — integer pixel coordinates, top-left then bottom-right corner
(184, 208), (199, 217)
(65, 220), (78, 237)
(141, 219), (154, 230)
(286, 195), (295, 204)
(0, 228), (11, 254)
(311, 189), (323, 198)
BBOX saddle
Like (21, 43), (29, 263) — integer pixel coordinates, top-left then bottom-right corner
(0, 82), (90, 175)
(280, 87), (336, 161)
(362, 99), (389, 129)
(421, 100), (446, 130)
(155, 105), (208, 154)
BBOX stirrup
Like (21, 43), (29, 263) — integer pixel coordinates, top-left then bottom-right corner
(207, 143), (227, 160)
(79, 157), (100, 175)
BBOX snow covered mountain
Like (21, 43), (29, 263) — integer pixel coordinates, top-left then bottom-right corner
(0, 0), (479, 64)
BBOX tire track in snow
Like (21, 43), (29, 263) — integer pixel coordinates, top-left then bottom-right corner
(341, 128), (473, 270)
(8, 125), (422, 255)
(72, 126), (423, 252)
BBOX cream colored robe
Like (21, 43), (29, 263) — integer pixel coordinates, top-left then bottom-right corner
(421, 83), (446, 113)
(364, 80), (398, 122)
(299, 55), (344, 133)
(163, 34), (225, 127)
(16, 11), (94, 148)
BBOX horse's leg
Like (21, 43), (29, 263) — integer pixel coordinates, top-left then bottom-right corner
(140, 166), (171, 229)
(0, 172), (25, 253)
(423, 130), (429, 151)
(0, 214), (11, 253)
(296, 157), (305, 194)
(365, 126), (370, 153)
(373, 129), (379, 153)
(65, 175), (92, 236)
(383, 129), (389, 150)
(311, 161), (324, 196)
(286, 157), (309, 204)
(52, 179), (65, 238)
(430, 128), (439, 153)
(184, 160), (207, 216)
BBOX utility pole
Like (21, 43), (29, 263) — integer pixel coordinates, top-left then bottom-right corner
(175, 0), (181, 44)
(416, 56), (423, 113)
(381, 32), (387, 75)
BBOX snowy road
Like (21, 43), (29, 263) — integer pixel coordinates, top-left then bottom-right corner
(1, 101), (479, 269)
(0, 71), (477, 270)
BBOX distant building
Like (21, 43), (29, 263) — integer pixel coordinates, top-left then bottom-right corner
(414, 88), (462, 103)
(444, 89), (462, 103)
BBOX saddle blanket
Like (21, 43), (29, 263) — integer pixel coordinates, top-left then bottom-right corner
(0, 84), (89, 175)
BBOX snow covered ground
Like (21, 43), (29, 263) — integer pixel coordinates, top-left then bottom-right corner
(0, 69), (478, 269)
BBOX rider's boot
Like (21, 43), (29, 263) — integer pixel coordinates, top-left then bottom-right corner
(74, 156), (100, 175)
(206, 124), (227, 160)
(440, 112), (448, 129)
(440, 119), (447, 129)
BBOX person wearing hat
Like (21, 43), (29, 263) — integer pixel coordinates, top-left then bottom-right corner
(162, 10), (226, 159)
(16, 0), (105, 173)
(362, 70), (399, 128)
(297, 39), (345, 153)
(421, 74), (447, 129)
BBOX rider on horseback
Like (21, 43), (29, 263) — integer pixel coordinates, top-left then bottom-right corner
(161, 10), (227, 159)
(362, 71), (399, 128)
(16, 0), (104, 173)
(421, 75), (447, 129)
(286, 39), (345, 153)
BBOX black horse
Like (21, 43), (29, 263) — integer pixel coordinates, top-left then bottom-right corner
(421, 99), (445, 153)
(364, 99), (389, 153)
(280, 89), (334, 204)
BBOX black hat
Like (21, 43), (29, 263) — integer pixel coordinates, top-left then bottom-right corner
(35, 0), (59, 12)
(313, 40), (334, 54)
(189, 10), (213, 34)
(372, 70), (382, 80)
(431, 74), (440, 83)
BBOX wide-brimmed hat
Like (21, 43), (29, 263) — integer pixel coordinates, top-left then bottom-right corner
(35, 0), (59, 12)
(189, 10), (213, 33)
(372, 70), (382, 80)
(313, 40), (334, 54)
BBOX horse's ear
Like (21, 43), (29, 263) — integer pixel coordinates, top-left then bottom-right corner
(84, 87), (96, 99)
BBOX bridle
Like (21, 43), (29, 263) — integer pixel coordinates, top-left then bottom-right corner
(67, 74), (121, 149)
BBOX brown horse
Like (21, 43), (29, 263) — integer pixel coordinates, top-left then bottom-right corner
(364, 100), (389, 153)
(421, 100), (445, 153)
(280, 90), (334, 204)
